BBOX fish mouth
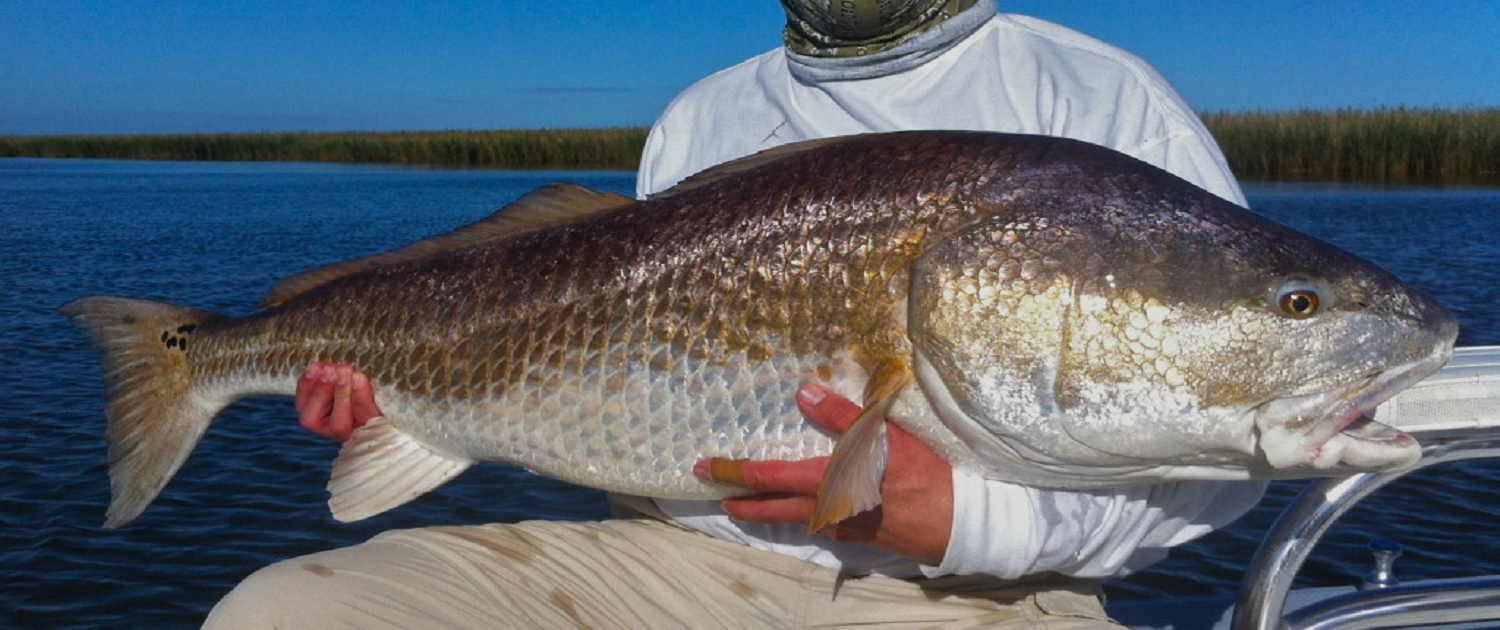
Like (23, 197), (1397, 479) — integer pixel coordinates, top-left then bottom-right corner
(1255, 348), (1450, 474)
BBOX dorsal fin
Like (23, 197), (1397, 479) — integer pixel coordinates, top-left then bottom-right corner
(260, 183), (634, 307)
(648, 135), (859, 199)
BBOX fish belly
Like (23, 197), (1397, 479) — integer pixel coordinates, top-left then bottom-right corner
(381, 345), (876, 499)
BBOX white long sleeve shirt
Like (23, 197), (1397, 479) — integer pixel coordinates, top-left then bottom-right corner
(640, 11), (1245, 207)
(638, 8), (1263, 580)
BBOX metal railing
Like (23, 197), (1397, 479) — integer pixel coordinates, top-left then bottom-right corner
(1231, 431), (1500, 629)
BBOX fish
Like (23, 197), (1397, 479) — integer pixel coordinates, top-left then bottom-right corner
(58, 131), (1458, 531)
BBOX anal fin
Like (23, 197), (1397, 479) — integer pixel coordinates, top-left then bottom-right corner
(328, 416), (472, 522)
(809, 359), (912, 533)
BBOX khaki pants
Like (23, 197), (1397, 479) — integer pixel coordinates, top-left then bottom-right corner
(204, 518), (1122, 629)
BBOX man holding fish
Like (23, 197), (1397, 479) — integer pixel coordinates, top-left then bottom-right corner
(172, 1), (1452, 627)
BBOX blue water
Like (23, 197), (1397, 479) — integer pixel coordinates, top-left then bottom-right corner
(2, 159), (1497, 627)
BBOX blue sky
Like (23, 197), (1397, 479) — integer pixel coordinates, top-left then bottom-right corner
(3, 1), (1496, 135)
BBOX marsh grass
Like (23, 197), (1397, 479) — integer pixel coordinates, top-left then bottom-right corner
(3, 109), (1498, 182)
(1202, 107), (1500, 183)
(0, 128), (649, 170)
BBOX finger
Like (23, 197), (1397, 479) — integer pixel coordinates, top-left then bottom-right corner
(295, 362), (324, 413)
(696, 458), (750, 488)
(720, 494), (817, 525)
(348, 371), (381, 428)
(696, 457), (827, 495)
(327, 366), (355, 442)
(796, 383), (864, 434)
(297, 377), (335, 437)
(818, 508), (882, 543)
(722, 497), (885, 536)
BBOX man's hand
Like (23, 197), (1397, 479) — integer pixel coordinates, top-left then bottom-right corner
(295, 362), (381, 442)
(695, 384), (954, 565)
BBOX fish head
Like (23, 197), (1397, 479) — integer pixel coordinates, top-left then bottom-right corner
(908, 176), (1457, 487)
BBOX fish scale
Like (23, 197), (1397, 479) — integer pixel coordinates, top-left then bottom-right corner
(59, 131), (1456, 529)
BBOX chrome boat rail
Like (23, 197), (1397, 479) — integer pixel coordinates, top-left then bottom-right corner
(1232, 346), (1500, 630)
(1278, 575), (1500, 630)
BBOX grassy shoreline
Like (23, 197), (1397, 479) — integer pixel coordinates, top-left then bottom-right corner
(0, 128), (649, 171)
(3, 109), (1497, 183)
(1203, 107), (1500, 184)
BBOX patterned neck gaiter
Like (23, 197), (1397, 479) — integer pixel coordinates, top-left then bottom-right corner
(780, 0), (981, 57)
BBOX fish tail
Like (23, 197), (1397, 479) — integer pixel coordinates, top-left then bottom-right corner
(58, 296), (227, 528)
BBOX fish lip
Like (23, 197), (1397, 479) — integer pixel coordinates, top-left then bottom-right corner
(1255, 346), (1450, 471)
(1320, 349), (1446, 444)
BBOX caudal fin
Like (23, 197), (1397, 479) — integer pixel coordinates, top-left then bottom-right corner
(58, 296), (226, 528)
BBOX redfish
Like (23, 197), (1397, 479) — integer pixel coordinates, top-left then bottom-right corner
(60, 131), (1457, 530)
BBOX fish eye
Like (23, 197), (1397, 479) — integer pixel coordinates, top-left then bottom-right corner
(1271, 276), (1327, 319)
(1279, 289), (1320, 318)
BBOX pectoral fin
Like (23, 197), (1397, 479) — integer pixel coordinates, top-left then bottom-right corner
(327, 416), (473, 522)
(809, 359), (912, 533)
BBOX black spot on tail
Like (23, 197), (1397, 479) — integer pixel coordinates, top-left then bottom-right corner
(160, 324), (197, 353)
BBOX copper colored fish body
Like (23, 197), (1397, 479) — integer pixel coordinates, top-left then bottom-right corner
(59, 131), (1457, 529)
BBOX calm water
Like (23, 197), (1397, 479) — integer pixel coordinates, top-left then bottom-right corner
(2, 159), (1497, 628)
